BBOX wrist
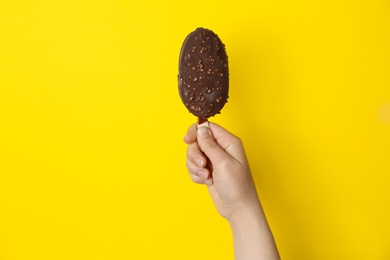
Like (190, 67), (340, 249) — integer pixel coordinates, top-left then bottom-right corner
(228, 198), (264, 233)
(228, 199), (280, 260)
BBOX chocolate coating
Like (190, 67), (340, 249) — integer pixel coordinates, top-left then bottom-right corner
(178, 28), (229, 118)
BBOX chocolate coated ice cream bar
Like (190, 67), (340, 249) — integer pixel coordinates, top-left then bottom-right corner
(178, 28), (229, 122)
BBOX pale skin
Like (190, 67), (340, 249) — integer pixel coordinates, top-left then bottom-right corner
(184, 122), (280, 260)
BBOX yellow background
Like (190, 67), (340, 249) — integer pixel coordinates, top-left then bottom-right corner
(0, 0), (389, 259)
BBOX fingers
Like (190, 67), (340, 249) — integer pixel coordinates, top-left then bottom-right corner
(186, 142), (208, 169)
(184, 121), (246, 164)
(184, 121), (241, 151)
(207, 122), (246, 163)
(183, 123), (197, 144)
(185, 136), (211, 185)
(184, 121), (229, 166)
(184, 121), (248, 185)
(186, 158), (212, 185)
(196, 126), (231, 164)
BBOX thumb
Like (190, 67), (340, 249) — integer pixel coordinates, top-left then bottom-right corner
(197, 126), (229, 163)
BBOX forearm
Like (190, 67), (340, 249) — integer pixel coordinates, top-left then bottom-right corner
(229, 201), (280, 260)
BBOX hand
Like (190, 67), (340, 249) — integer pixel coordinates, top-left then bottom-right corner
(184, 122), (261, 221)
(184, 122), (280, 260)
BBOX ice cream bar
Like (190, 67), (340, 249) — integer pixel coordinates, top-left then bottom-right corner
(178, 28), (229, 123)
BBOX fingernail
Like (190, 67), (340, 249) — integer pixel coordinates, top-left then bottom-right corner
(194, 158), (203, 168)
(198, 126), (210, 139)
(197, 169), (208, 179)
(204, 179), (213, 185)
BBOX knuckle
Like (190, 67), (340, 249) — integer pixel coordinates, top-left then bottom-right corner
(219, 158), (235, 172)
(186, 160), (195, 174)
(186, 145), (193, 158)
(187, 145), (203, 163)
(190, 174), (203, 184)
(232, 135), (243, 147)
(184, 124), (197, 144)
(186, 143), (197, 158)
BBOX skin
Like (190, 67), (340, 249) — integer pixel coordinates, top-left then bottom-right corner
(184, 122), (280, 260)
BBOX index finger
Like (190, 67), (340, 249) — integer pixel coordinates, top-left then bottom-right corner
(183, 123), (197, 144)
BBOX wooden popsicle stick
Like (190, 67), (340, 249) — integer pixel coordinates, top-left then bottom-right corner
(197, 117), (209, 128)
